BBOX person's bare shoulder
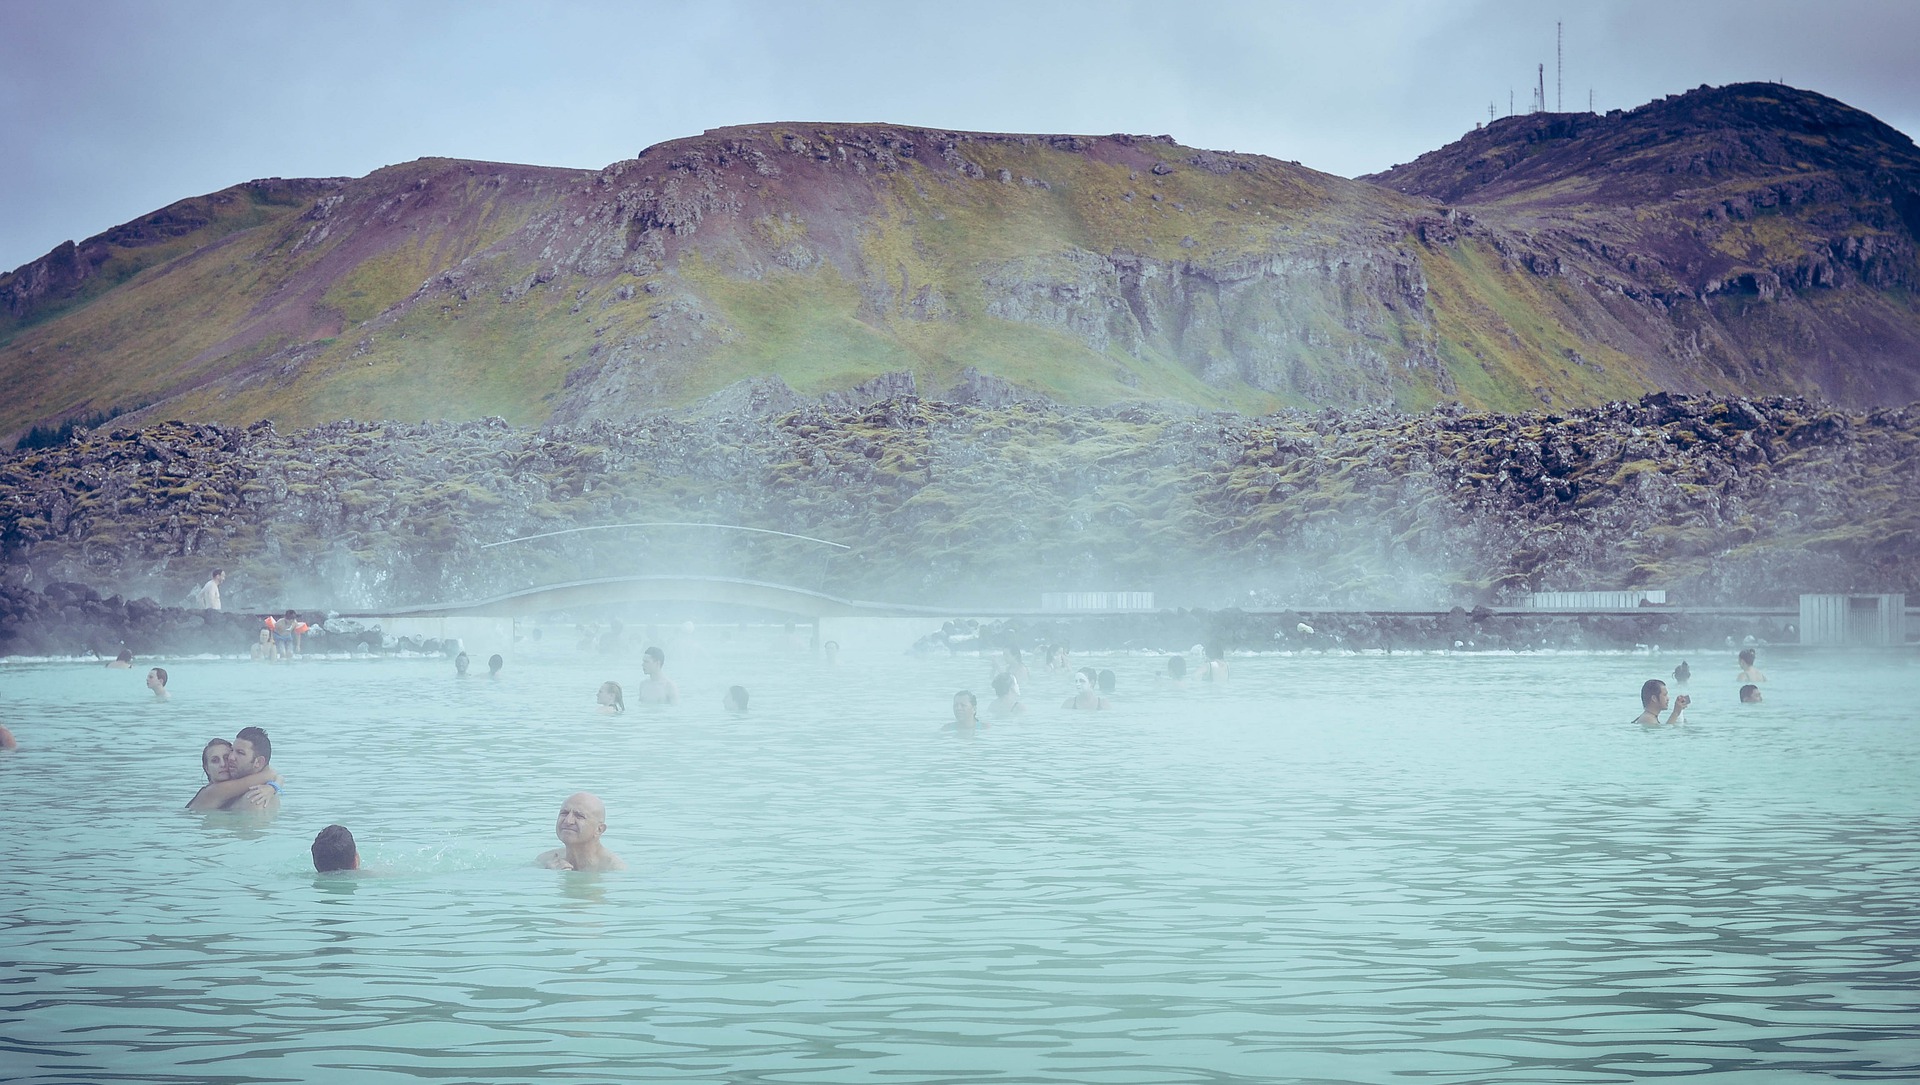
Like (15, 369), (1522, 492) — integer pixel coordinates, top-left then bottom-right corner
(535, 848), (572, 869)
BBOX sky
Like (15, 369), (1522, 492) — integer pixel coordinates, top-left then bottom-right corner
(3, 0), (1918, 272)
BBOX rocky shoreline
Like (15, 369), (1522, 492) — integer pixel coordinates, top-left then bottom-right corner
(1, 394), (1915, 638)
(924, 606), (1800, 657)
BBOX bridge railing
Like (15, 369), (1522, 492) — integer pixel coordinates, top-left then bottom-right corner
(467, 520), (856, 603)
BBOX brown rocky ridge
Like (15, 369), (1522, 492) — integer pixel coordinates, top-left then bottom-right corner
(2, 83), (1916, 444)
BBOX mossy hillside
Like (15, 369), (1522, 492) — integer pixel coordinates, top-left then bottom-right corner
(1419, 236), (1650, 411)
(9, 96), (1920, 439)
(3, 395), (1911, 612)
(671, 140), (1433, 412)
(0, 161), (580, 438)
(0, 180), (334, 346)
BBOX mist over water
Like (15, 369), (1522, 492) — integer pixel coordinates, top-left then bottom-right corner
(3, 638), (1916, 1083)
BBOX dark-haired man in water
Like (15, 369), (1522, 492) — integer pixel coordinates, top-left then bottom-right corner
(1633, 679), (1688, 726)
(311, 825), (359, 872)
(186, 733), (280, 810)
(536, 792), (626, 871)
(147, 667), (170, 701)
(638, 646), (679, 705)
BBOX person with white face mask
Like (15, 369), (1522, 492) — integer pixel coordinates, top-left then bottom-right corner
(1062, 667), (1110, 711)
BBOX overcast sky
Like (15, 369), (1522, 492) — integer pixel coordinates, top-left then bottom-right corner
(4, 0), (1917, 272)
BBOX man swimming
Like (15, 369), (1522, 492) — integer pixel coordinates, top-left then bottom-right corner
(724, 685), (749, 713)
(454, 652), (471, 677)
(1740, 684), (1764, 704)
(185, 735), (279, 810)
(311, 825), (359, 872)
(637, 646), (679, 705)
(1737, 648), (1768, 683)
(1633, 679), (1689, 726)
(146, 667), (170, 701)
(106, 649), (133, 669)
(535, 792), (626, 871)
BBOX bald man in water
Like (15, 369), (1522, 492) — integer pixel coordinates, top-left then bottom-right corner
(535, 792), (626, 871)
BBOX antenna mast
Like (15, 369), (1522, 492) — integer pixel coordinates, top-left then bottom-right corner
(1533, 64), (1545, 113)
(1556, 21), (1563, 112)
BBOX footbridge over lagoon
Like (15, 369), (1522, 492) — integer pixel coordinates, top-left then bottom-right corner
(346, 575), (976, 657)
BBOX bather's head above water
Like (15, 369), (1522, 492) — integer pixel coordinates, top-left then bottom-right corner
(201, 739), (233, 783)
(1740, 684), (1763, 704)
(556, 792), (606, 847)
(311, 824), (359, 872)
(1641, 679), (1669, 711)
(538, 791), (626, 871)
(597, 681), (625, 714)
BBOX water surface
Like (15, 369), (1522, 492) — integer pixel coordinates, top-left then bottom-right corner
(2, 642), (1916, 1083)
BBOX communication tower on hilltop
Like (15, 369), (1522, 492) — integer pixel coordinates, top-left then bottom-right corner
(1557, 21), (1563, 112)
(1532, 64), (1545, 113)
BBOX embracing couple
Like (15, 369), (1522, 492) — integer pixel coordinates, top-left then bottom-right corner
(186, 726), (281, 811)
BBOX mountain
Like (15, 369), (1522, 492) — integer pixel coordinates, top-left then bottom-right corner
(3, 84), (1917, 442)
(1367, 82), (1920, 407)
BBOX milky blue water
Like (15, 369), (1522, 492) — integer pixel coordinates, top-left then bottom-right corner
(2, 639), (1917, 1084)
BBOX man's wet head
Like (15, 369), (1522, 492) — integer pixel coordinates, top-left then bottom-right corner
(311, 824), (358, 872)
(556, 792), (607, 847)
(229, 726), (271, 774)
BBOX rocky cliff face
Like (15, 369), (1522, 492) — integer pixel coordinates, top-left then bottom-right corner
(3, 394), (1913, 613)
(3, 85), (1916, 443)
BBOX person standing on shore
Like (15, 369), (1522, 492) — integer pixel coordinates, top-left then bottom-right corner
(189, 569), (225, 611)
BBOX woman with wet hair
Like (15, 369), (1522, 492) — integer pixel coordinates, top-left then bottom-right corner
(597, 681), (625, 715)
(1202, 643), (1229, 683)
(989, 672), (1026, 715)
(1062, 667), (1110, 711)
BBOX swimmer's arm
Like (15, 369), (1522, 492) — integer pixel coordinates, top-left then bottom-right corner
(666, 680), (679, 706)
(186, 768), (282, 809)
(0, 724), (15, 750)
(535, 848), (572, 870)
